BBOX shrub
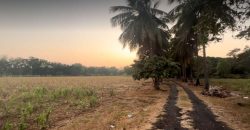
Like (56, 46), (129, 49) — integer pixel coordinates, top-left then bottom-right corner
(132, 55), (179, 89)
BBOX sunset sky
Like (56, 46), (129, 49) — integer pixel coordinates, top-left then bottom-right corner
(0, 0), (249, 68)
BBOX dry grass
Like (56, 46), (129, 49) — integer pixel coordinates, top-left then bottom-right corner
(188, 85), (250, 130)
(0, 76), (168, 130)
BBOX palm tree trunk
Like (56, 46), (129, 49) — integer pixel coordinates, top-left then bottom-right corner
(202, 44), (209, 90)
(182, 65), (187, 82)
(189, 66), (193, 83)
(195, 47), (201, 86)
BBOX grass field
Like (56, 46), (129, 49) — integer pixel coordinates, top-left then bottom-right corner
(1, 77), (250, 130)
(209, 79), (250, 95)
(0, 76), (168, 130)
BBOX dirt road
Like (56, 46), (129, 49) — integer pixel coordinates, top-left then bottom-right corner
(152, 81), (233, 130)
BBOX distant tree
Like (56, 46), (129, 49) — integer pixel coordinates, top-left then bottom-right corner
(0, 57), (9, 76)
(123, 66), (133, 75)
(108, 67), (119, 76)
(0, 57), (122, 76)
(69, 64), (86, 76)
(216, 59), (231, 77)
(235, 47), (250, 74)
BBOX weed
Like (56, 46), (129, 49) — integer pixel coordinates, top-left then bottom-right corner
(0, 101), (10, 117)
(34, 87), (48, 98)
(85, 89), (96, 97)
(20, 102), (34, 120)
(89, 95), (98, 107)
(18, 120), (28, 130)
(2, 121), (13, 130)
(61, 88), (72, 97)
(37, 108), (52, 130)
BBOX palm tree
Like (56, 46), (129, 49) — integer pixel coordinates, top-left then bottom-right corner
(168, 0), (240, 90)
(110, 0), (170, 57)
(110, 0), (171, 90)
(170, 33), (197, 82)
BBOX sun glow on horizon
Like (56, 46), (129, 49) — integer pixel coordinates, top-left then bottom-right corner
(0, 0), (249, 68)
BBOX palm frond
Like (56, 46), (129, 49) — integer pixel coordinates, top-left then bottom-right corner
(110, 6), (134, 13)
(111, 12), (134, 28)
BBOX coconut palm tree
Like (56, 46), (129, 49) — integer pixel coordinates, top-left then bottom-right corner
(110, 0), (170, 56)
(168, 0), (240, 90)
(170, 32), (197, 82)
(110, 0), (172, 89)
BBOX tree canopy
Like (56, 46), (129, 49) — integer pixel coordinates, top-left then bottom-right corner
(110, 0), (170, 56)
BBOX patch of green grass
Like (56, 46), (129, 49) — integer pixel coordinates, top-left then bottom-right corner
(2, 121), (13, 130)
(209, 79), (250, 95)
(0, 87), (99, 130)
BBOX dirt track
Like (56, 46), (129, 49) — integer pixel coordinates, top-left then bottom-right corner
(152, 81), (233, 130)
(151, 84), (182, 130)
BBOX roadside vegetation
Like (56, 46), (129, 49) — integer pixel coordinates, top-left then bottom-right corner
(209, 79), (250, 95)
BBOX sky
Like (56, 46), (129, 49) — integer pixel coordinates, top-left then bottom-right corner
(0, 0), (249, 68)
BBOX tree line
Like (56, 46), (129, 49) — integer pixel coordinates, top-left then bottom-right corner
(124, 46), (250, 78)
(189, 46), (250, 79)
(111, 0), (250, 90)
(0, 57), (124, 76)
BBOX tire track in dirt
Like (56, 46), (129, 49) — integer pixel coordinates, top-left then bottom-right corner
(176, 86), (194, 129)
(175, 82), (233, 130)
(151, 84), (185, 130)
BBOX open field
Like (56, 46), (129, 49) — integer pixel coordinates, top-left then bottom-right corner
(0, 76), (168, 130)
(1, 77), (250, 130)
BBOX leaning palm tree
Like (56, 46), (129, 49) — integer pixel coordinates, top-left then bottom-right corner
(110, 0), (170, 56)
(168, 0), (240, 90)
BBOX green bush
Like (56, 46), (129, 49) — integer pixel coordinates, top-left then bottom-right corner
(132, 55), (179, 89)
